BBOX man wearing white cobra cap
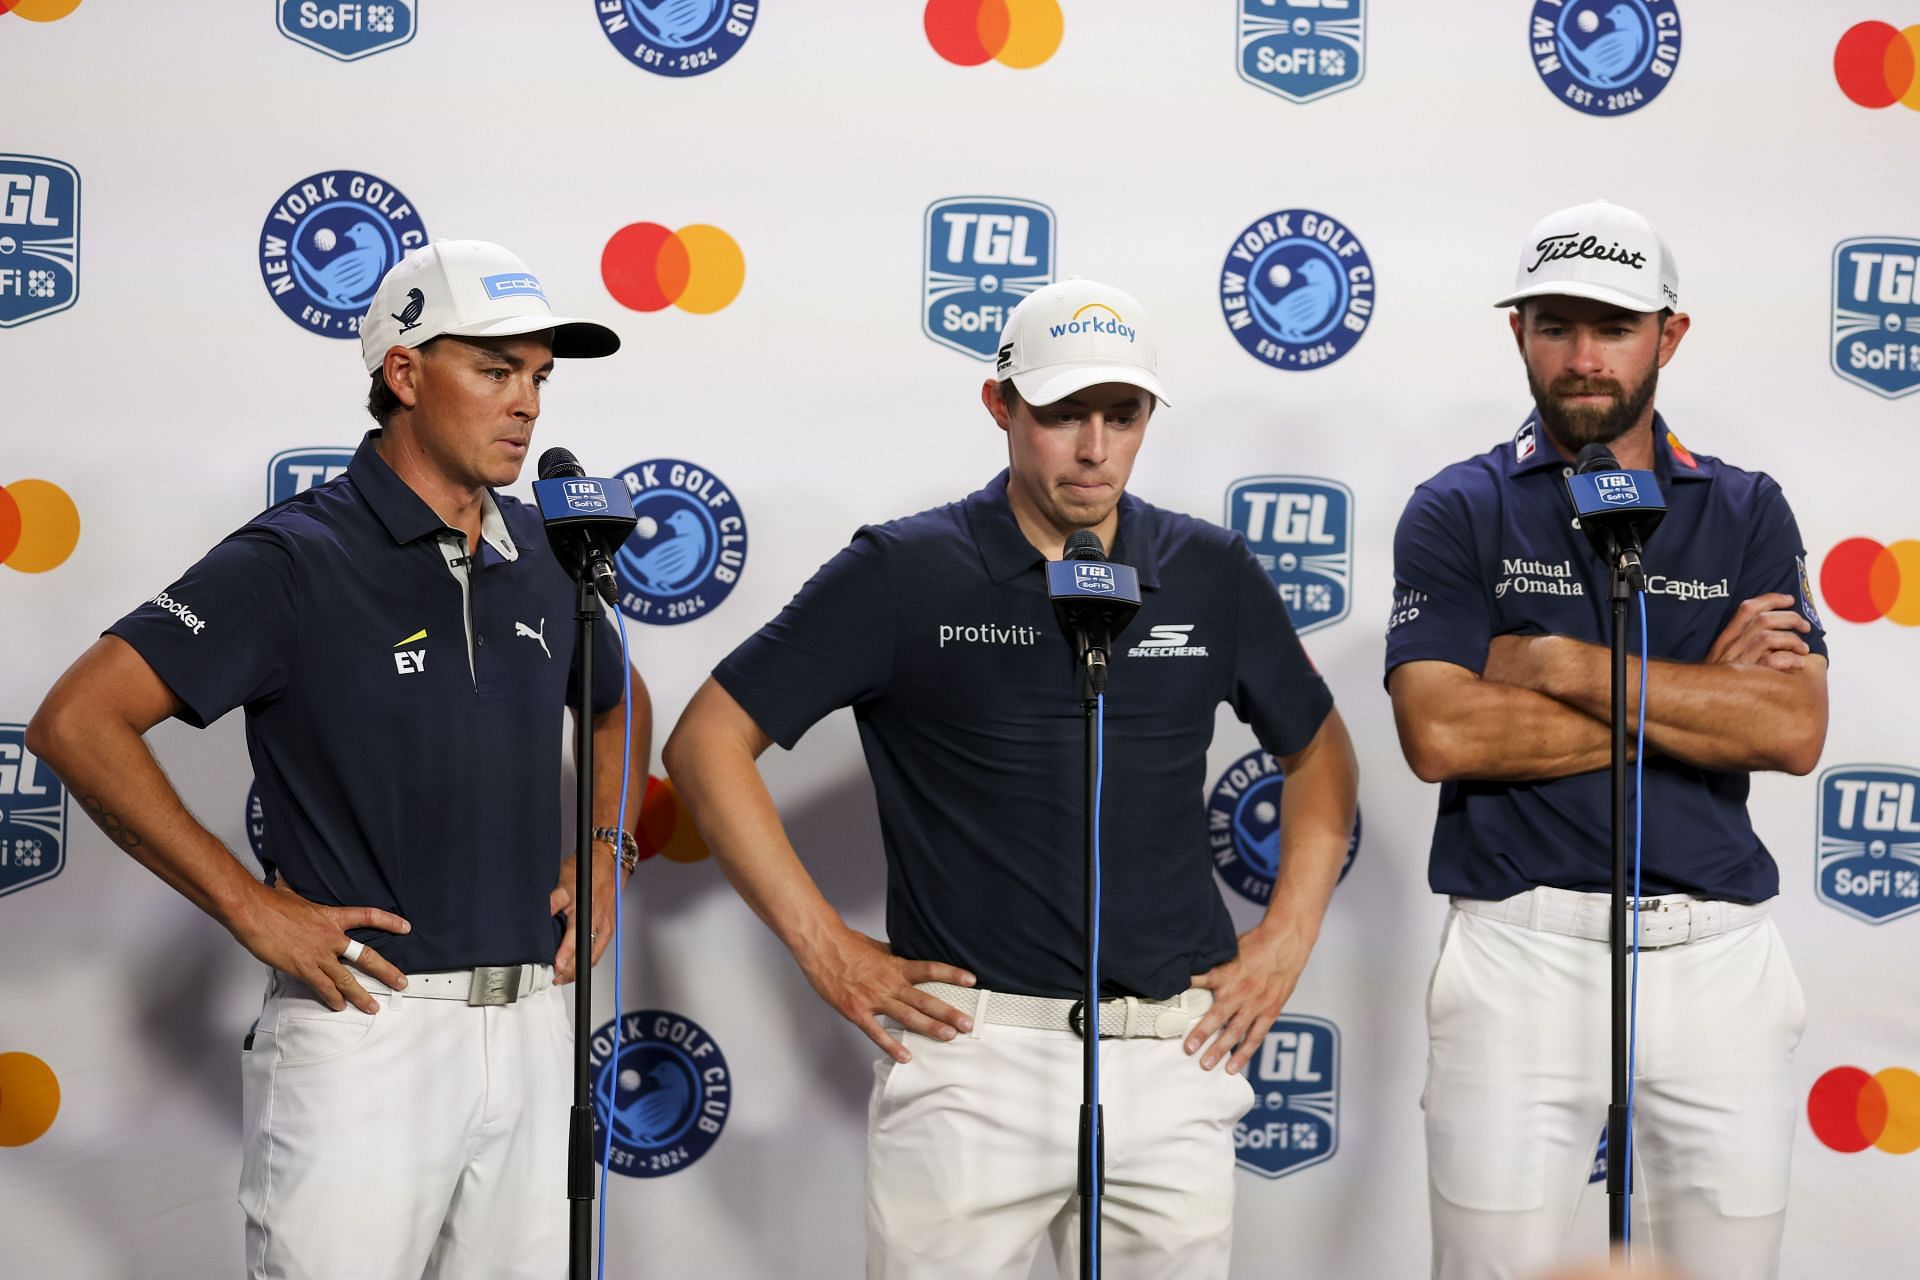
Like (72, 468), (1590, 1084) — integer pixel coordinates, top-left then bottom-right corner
(29, 240), (650, 1277)
(666, 278), (1358, 1278)
(1385, 202), (1828, 1278)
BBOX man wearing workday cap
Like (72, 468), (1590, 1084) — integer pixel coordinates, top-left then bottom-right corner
(1385, 202), (1828, 1278)
(665, 278), (1358, 1278)
(28, 240), (650, 1277)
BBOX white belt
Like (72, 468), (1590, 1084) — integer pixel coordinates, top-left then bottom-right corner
(916, 982), (1212, 1040)
(1452, 886), (1768, 949)
(372, 964), (553, 1005)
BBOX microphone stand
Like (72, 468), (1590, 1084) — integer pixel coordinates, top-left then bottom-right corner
(565, 562), (598, 1280)
(1075, 621), (1107, 1280)
(1605, 541), (1644, 1247)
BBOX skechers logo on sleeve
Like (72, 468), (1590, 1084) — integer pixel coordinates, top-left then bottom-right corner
(149, 591), (208, 634)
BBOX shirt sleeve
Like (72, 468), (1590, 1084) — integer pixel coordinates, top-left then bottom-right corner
(565, 600), (629, 715)
(1384, 481), (1492, 681)
(1229, 538), (1334, 759)
(1736, 475), (1830, 662)
(104, 527), (299, 729)
(712, 530), (895, 750)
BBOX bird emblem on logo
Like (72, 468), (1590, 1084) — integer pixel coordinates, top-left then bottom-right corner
(1252, 258), (1339, 343)
(1563, 4), (1645, 88)
(622, 507), (709, 593)
(603, 1059), (693, 1145)
(393, 287), (425, 334)
(639, 0), (721, 47)
(294, 220), (388, 309)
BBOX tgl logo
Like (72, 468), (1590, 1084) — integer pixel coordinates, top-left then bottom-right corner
(0, 174), (60, 227)
(0, 726), (67, 899)
(1239, 490), (1338, 547)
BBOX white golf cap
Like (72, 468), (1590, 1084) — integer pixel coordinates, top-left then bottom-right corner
(994, 278), (1169, 407)
(1493, 200), (1680, 314)
(359, 239), (620, 374)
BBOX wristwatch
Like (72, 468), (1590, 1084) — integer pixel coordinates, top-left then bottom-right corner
(591, 826), (640, 875)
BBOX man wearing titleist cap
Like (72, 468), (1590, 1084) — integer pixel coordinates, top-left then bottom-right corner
(666, 278), (1358, 1278)
(1385, 201), (1828, 1278)
(28, 239), (651, 1277)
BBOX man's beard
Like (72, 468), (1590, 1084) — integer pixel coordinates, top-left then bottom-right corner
(1529, 361), (1659, 453)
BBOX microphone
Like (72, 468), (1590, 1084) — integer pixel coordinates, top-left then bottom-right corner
(1046, 530), (1142, 696)
(532, 447), (639, 607)
(1565, 442), (1667, 584)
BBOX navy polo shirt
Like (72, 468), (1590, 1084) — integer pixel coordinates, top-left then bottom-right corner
(714, 470), (1333, 1001)
(108, 432), (625, 973)
(1385, 413), (1827, 904)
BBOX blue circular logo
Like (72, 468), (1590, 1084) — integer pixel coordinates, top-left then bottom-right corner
(244, 781), (267, 865)
(257, 170), (427, 338)
(612, 458), (747, 625)
(1529, 0), (1680, 117)
(1207, 748), (1360, 906)
(1219, 210), (1374, 371)
(590, 1009), (731, 1178)
(595, 0), (757, 77)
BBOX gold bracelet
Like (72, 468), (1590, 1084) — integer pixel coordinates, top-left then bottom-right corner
(591, 826), (639, 875)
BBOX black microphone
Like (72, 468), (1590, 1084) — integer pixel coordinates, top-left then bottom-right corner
(534, 447), (634, 607)
(1047, 531), (1143, 696)
(1567, 442), (1666, 579)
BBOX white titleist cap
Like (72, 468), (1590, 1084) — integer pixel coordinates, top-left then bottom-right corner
(994, 278), (1169, 407)
(1493, 200), (1680, 314)
(360, 239), (621, 374)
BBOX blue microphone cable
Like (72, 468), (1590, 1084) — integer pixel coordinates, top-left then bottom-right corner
(1090, 691), (1106, 1279)
(597, 606), (635, 1280)
(1623, 590), (1649, 1254)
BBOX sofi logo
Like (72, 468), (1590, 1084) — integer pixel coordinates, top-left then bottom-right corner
(276, 1), (416, 61)
(1831, 239), (1920, 398)
(1238, 0), (1366, 103)
(0, 156), (79, 328)
(924, 0), (1062, 68)
(923, 197), (1056, 361)
(1235, 1015), (1339, 1179)
(1228, 476), (1352, 633)
(0, 726), (66, 900)
(1817, 766), (1920, 924)
(1820, 537), (1920, 625)
(602, 223), (744, 314)
(1809, 1065), (1920, 1154)
(1834, 21), (1920, 109)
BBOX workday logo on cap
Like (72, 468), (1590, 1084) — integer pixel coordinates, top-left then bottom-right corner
(924, 197), (1056, 361)
(0, 156), (80, 328)
(258, 170), (427, 339)
(1227, 477), (1352, 633)
(1528, 0), (1681, 117)
(1236, 1014), (1340, 1179)
(0, 725), (66, 901)
(1208, 748), (1360, 907)
(1220, 210), (1374, 370)
(1832, 238), (1920, 399)
(1816, 765), (1920, 925)
(1237, 0), (1365, 103)
(595, 0), (757, 77)
(612, 459), (747, 625)
(276, 1), (417, 61)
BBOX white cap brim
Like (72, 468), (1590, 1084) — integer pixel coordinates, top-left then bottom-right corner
(1008, 362), (1170, 408)
(1492, 280), (1668, 313)
(442, 312), (621, 358)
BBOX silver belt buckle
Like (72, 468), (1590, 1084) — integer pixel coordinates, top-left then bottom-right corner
(467, 965), (523, 1006)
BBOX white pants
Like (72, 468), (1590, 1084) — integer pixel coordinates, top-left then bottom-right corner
(1424, 903), (1807, 1280)
(867, 1011), (1254, 1280)
(239, 969), (574, 1280)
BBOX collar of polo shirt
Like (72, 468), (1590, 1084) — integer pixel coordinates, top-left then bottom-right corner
(349, 430), (520, 560)
(963, 470), (1164, 588)
(1509, 411), (1716, 487)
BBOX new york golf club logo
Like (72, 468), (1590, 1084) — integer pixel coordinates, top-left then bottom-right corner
(612, 459), (747, 625)
(267, 447), (353, 508)
(590, 1009), (731, 1177)
(0, 157), (79, 328)
(257, 170), (427, 339)
(277, 1), (417, 61)
(1237, 0), (1365, 102)
(596, 0), (757, 77)
(1832, 238), (1920, 399)
(1529, 0), (1681, 117)
(0, 725), (66, 900)
(1208, 748), (1360, 906)
(1220, 210), (1374, 370)
(1236, 1015), (1339, 1179)
(923, 197), (1056, 361)
(1816, 765), (1920, 925)
(1227, 477), (1352, 633)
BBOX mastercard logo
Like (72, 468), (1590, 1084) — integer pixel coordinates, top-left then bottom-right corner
(636, 774), (711, 864)
(0, 0), (85, 20)
(1820, 537), (1920, 625)
(1809, 1065), (1920, 1154)
(1835, 21), (1920, 109)
(925, 0), (1063, 69)
(0, 1052), (61, 1147)
(0, 479), (80, 574)
(601, 223), (744, 315)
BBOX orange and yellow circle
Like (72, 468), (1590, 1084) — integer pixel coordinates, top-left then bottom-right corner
(925, 0), (1063, 69)
(1809, 1065), (1920, 1154)
(1835, 21), (1920, 109)
(635, 774), (711, 864)
(0, 479), (81, 574)
(601, 223), (744, 315)
(1, 0), (86, 19)
(1821, 537), (1920, 626)
(0, 1052), (61, 1147)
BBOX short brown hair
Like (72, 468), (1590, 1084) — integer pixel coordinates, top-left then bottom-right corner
(364, 338), (444, 425)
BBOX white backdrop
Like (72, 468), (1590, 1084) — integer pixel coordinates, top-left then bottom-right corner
(4, 3), (1917, 1277)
